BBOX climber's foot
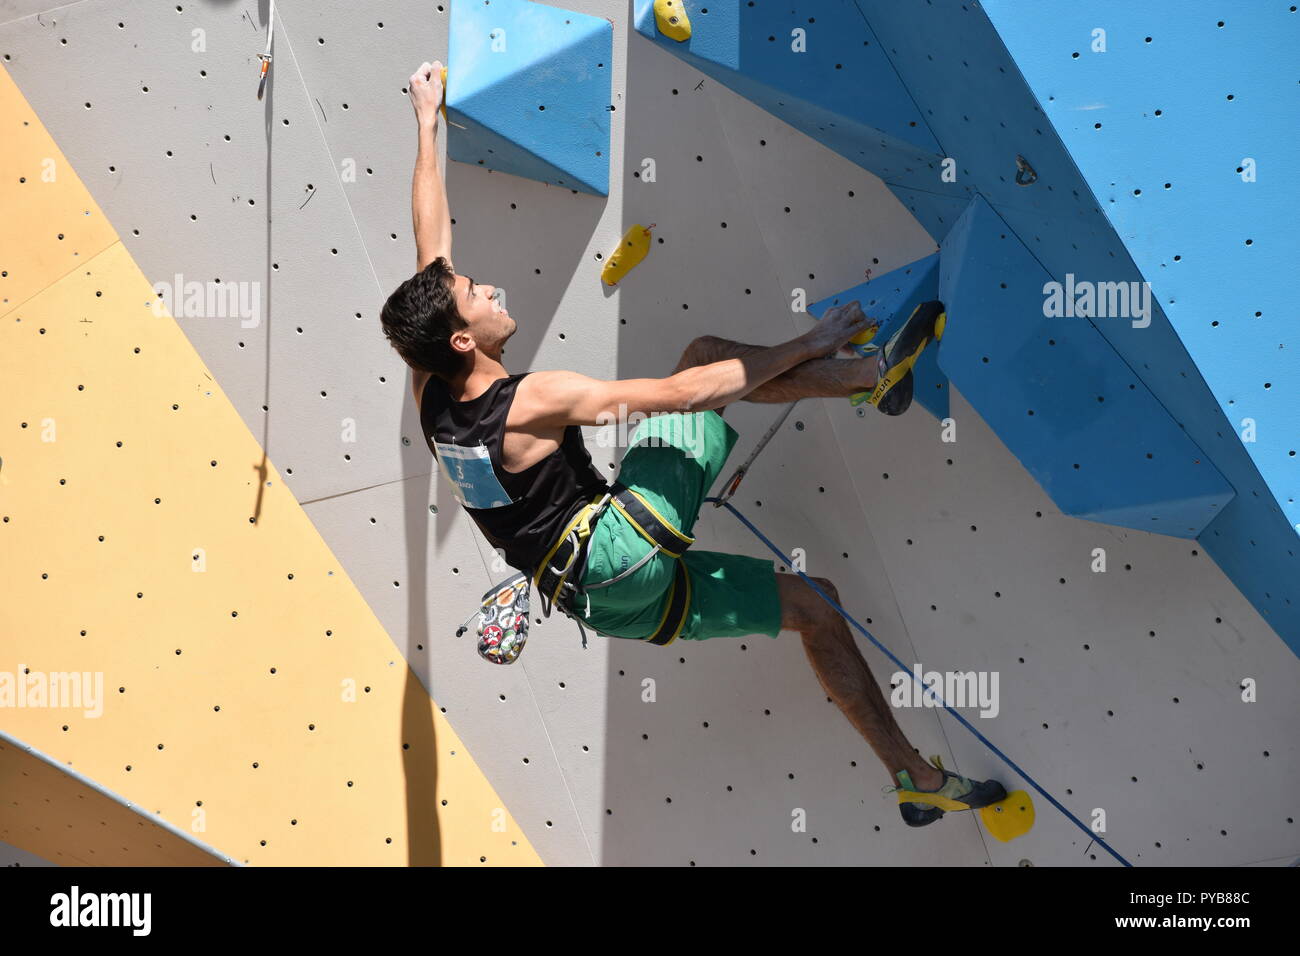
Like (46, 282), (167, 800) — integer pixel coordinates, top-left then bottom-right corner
(867, 300), (945, 416)
(890, 755), (1007, 828)
(898, 759), (944, 792)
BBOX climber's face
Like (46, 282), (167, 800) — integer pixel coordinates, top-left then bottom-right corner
(452, 273), (515, 357)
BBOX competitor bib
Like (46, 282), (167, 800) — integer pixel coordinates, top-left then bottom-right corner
(433, 439), (515, 509)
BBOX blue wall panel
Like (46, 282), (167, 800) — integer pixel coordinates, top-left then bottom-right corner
(980, 0), (1300, 644)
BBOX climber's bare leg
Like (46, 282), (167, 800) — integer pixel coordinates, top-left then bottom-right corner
(670, 337), (932, 787)
(776, 571), (943, 791)
(672, 334), (877, 409)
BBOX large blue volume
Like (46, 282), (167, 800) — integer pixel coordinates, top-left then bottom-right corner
(937, 197), (1232, 535)
(448, 0), (612, 196)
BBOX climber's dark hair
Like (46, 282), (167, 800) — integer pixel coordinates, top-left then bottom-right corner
(380, 257), (468, 380)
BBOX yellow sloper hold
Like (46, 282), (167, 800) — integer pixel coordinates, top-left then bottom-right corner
(980, 790), (1036, 842)
(0, 65), (118, 318)
(601, 223), (654, 286)
(654, 0), (692, 42)
(845, 322), (879, 407)
(849, 325), (879, 348)
(440, 66), (448, 121)
(0, 66), (541, 867)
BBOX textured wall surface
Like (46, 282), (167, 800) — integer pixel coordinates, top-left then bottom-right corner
(0, 40), (538, 867)
(1, 0), (1295, 866)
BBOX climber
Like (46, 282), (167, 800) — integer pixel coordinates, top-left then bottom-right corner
(379, 61), (1006, 827)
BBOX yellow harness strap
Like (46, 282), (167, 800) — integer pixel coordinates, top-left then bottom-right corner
(533, 484), (695, 645)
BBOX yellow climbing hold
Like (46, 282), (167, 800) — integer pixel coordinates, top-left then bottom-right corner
(980, 790), (1036, 842)
(440, 66), (448, 120)
(934, 308), (947, 340)
(601, 224), (655, 286)
(846, 320), (880, 407)
(654, 0), (692, 42)
(849, 325), (880, 348)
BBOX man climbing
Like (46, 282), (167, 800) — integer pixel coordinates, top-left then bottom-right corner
(381, 61), (1006, 828)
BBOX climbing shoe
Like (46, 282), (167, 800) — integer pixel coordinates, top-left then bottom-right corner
(887, 754), (1007, 828)
(862, 300), (946, 416)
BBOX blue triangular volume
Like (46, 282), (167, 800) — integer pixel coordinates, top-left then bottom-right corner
(937, 197), (1233, 537)
(810, 254), (949, 421)
(448, 0), (612, 196)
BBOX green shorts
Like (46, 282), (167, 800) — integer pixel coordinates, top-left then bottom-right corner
(573, 410), (783, 642)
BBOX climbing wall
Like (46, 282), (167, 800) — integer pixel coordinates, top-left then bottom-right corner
(0, 37), (538, 866)
(2, 0), (1295, 866)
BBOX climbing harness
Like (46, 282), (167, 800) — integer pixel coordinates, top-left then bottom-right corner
(256, 1), (275, 102)
(531, 488), (615, 650)
(533, 481), (695, 648)
(456, 481), (697, 659)
(706, 495), (1132, 865)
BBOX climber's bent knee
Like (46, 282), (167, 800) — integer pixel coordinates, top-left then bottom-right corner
(777, 572), (842, 634)
(673, 334), (721, 375)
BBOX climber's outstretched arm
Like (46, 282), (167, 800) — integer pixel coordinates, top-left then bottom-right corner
(675, 333), (879, 404)
(408, 60), (451, 272)
(519, 305), (873, 427)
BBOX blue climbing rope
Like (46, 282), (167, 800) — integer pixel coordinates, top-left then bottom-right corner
(706, 495), (1133, 867)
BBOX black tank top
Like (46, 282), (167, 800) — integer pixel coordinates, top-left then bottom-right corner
(420, 372), (609, 573)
